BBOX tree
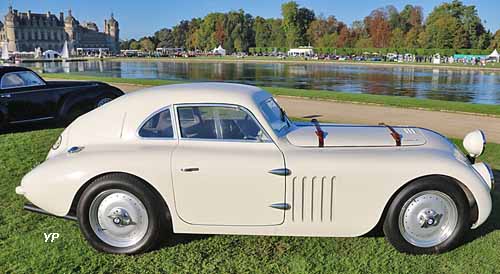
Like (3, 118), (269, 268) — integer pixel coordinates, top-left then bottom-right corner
(426, 14), (459, 48)
(425, 0), (485, 49)
(281, 1), (301, 47)
(337, 26), (351, 48)
(365, 9), (392, 48)
(269, 18), (286, 47)
(171, 20), (189, 48)
(186, 18), (202, 50)
(399, 5), (423, 32)
(489, 30), (500, 49)
(404, 27), (419, 48)
(296, 7), (315, 45)
(306, 16), (338, 46)
(139, 38), (155, 52)
(129, 40), (140, 50)
(215, 19), (226, 46)
(154, 28), (174, 48)
(254, 16), (271, 47)
(390, 28), (405, 49)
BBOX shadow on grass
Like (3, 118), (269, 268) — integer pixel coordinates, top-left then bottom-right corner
(0, 121), (63, 135)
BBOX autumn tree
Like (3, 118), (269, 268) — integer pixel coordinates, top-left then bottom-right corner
(306, 16), (338, 47)
(365, 10), (392, 48)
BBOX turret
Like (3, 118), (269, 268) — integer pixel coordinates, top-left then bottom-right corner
(105, 13), (119, 52)
(64, 9), (78, 48)
(4, 6), (17, 51)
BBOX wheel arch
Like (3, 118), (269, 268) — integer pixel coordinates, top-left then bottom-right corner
(69, 171), (172, 222)
(367, 174), (478, 236)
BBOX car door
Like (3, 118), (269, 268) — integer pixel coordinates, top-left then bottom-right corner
(171, 104), (286, 226)
(0, 71), (57, 122)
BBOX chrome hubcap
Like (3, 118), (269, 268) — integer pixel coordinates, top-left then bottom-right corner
(398, 190), (458, 248)
(96, 97), (113, 107)
(89, 189), (149, 248)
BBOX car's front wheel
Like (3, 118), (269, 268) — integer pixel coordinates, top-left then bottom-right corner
(77, 173), (167, 254)
(383, 177), (469, 254)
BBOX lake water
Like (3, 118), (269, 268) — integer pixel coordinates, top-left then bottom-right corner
(31, 60), (500, 105)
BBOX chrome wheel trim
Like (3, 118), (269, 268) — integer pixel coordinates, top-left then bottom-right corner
(96, 97), (113, 107)
(398, 190), (458, 248)
(89, 189), (149, 248)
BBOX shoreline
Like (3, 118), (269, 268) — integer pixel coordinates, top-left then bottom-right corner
(100, 57), (500, 72)
(24, 56), (500, 72)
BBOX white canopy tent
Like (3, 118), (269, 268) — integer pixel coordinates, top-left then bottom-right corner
(488, 49), (500, 62)
(213, 45), (226, 56)
(43, 50), (60, 59)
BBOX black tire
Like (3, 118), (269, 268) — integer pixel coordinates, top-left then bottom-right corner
(383, 177), (470, 254)
(94, 94), (117, 108)
(77, 173), (168, 254)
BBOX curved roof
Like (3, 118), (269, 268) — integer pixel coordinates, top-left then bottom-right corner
(120, 82), (269, 108)
(66, 82), (275, 145)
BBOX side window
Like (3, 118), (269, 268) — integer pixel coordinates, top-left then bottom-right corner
(139, 108), (173, 138)
(1, 71), (45, 89)
(177, 105), (265, 141)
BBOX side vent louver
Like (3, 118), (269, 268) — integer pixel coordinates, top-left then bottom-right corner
(290, 176), (336, 223)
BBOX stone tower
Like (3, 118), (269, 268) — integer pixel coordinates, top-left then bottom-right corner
(4, 6), (17, 51)
(64, 9), (78, 51)
(104, 13), (119, 52)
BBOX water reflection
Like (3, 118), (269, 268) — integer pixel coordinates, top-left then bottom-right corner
(29, 60), (500, 104)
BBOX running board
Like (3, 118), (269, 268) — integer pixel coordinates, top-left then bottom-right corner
(23, 203), (77, 221)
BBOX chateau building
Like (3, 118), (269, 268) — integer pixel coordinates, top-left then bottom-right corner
(0, 6), (119, 53)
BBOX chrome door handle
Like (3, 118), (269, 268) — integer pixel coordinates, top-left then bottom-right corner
(0, 94), (11, 98)
(181, 167), (199, 172)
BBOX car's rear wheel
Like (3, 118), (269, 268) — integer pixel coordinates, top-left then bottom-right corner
(95, 95), (115, 108)
(77, 173), (167, 254)
(383, 177), (469, 254)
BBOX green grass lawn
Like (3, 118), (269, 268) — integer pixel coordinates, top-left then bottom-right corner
(0, 127), (499, 274)
(40, 73), (500, 117)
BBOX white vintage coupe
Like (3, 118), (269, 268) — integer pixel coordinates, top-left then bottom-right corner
(16, 83), (494, 254)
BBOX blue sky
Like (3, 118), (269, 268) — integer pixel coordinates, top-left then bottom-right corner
(1, 0), (498, 39)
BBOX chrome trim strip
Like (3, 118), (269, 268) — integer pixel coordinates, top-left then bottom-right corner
(269, 203), (291, 210)
(268, 168), (292, 176)
(9, 116), (54, 124)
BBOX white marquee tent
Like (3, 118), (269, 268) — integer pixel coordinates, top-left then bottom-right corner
(43, 50), (60, 59)
(213, 45), (226, 56)
(488, 49), (500, 62)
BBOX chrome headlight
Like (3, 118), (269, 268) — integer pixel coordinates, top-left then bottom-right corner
(463, 130), (486, 158)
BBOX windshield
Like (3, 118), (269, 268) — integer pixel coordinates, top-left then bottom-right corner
(259, 97), (291, 135)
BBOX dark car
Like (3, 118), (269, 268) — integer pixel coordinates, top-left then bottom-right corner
(0, 66), (123, 129)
